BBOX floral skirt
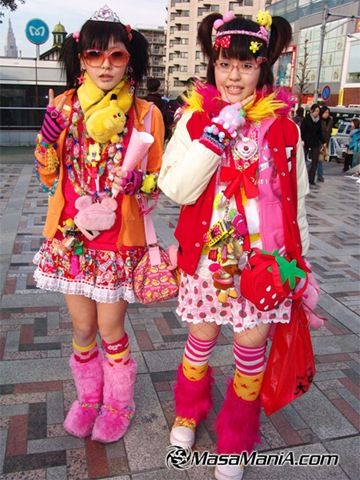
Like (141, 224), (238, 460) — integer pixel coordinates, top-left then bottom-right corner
(176, 272), (292, 333)
(33, 238), (145, 303)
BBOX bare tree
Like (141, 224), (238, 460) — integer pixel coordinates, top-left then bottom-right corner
(296, 38), (311, 104)
(0, 0), (25, 23)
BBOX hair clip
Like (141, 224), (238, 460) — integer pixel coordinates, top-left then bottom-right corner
(213, 11), (235, 31)
(249, 41), (262, 53)
(125, 24), (132, 41)
(73, 31), (80, 43)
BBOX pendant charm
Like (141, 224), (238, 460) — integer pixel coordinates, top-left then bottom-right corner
(233, 135), (258, 161)
(87, 143), (101, 164)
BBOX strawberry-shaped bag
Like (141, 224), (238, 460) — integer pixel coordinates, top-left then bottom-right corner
(240, 249), (307, 311)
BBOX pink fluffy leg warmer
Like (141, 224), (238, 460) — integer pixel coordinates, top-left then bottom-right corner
(92, 358), (137, 443)
(216, 381), (261, 454)
(63, 353), (103, 438)
(174, 364), (214, 423)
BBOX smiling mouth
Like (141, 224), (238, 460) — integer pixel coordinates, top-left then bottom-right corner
(99, 75), (113, 80)
(227, 86), (243, 94)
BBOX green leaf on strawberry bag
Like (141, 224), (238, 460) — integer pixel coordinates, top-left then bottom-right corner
(276, 256), (306, 289)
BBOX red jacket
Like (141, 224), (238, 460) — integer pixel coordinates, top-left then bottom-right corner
(174, 116), (306, 275)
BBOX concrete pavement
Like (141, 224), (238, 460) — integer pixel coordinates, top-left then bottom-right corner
(0, 157), (359, 479)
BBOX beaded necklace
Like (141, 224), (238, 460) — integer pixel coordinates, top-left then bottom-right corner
(64, 98), (128, 198)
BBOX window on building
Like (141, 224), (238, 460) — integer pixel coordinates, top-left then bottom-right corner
(347, 40), (360, 83)
(244, 0), (253, 6)
(180, 65), (188, 72)
(180, 38), (189, 45)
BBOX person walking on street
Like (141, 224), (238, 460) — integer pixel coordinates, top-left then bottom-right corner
(343, 118), (360, 172)
(145, 78), (172, 140)
(300, 103), (324, 186)
(317, 106), (333, 182)
(33, 5), (164, 443)
(293, 106), (304, 127)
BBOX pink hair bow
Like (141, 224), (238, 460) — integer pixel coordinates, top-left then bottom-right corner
(73, 31), (80, 43)
(213, 11), (236, 31)
(214, 35), (231, 50)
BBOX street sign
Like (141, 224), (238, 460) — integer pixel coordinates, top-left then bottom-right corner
(25, 18), (49, 45)
(321, 85), (331, 101)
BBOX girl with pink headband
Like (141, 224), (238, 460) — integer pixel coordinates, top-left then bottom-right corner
(159, 10), (320, 480)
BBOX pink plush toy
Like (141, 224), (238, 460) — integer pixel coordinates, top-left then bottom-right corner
(74, 195), (117, 240)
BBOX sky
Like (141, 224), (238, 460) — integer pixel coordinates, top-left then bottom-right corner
(0, 0), (168, 58)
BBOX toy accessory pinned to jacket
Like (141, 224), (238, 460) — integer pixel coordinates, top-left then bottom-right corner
(86, 94), (126, 144)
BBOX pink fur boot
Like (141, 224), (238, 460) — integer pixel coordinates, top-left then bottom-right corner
(170, 364), (214, 448)
(91, 358), (137, 443)
(63, 353), (103, 438)
(216, 380), (261, 455)
(174, 364), (214, 422)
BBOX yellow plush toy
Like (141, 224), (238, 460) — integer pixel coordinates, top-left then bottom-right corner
(140, 173), (158, 194)
(86, 94), (126, 144)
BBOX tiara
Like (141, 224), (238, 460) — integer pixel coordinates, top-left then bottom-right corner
(90, 5), (121, 23)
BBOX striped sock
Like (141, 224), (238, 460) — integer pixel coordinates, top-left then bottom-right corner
(72, 338), (98, 363)
(182, 333), (218, 381)
(233, 343), (266, 401)
(102, 333), (131, 365)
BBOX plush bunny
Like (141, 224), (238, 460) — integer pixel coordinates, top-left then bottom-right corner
(74, 195), (118, 240)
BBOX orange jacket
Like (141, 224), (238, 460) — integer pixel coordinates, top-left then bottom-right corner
(36, 89), (164, 248)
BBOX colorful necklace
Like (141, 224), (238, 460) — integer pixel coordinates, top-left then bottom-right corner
(64, 98), (127, 198)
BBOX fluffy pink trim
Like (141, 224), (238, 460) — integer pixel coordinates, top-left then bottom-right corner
(216, 381), (261, 454)
(174, 364), (213, 423)
(91, 358), (137, 443)
(64, 354), (103, 438)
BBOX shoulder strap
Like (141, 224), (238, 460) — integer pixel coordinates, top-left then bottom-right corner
(139, 103), (160, 261)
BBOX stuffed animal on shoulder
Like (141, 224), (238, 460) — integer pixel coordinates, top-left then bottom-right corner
(86, 94), (126, 144)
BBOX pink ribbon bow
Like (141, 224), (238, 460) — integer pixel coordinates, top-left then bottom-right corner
(214, 35), (231, 50)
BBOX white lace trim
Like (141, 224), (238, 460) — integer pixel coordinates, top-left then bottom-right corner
(33, 269), (136, 304)
(176, 307), (290, 334)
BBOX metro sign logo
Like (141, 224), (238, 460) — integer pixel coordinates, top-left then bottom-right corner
(25, 18), (49, 45)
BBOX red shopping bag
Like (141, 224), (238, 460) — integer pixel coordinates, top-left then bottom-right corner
(261, 301), (316, 416)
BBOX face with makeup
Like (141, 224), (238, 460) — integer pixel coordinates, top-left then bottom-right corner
(81, 38), (130, 92)
(214, 53), (261, 104)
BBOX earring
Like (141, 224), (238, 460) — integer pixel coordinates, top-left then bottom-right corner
(77, 69), (85, 86)
(126, 65), (136, 94)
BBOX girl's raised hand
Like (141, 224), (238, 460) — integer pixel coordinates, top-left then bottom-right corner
(47, 88), (67, 113)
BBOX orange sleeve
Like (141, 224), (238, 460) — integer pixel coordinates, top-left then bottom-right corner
(147, 105), (165, 173)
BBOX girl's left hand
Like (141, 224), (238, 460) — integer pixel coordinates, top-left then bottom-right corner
(113, 169), (143, 196)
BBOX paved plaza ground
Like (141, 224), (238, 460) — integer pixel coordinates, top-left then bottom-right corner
(0, 153), (359, 479)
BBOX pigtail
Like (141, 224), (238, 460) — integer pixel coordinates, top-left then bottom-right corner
(197, 12), (222, 59)
(59, 34), (81, 89)
(267, 16), (292, 65)
(127, 29), (149, 84)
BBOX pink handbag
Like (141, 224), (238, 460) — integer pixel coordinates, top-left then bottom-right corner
(133, 104), (179, 304)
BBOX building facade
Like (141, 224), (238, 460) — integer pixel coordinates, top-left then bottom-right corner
(165, 0), (266, 97)
(138, 26), (166, 97)
(4, 19), (18, 58)
(269, 0), (360, 106)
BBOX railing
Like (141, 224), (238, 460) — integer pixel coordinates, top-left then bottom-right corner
(0, 106), (45, 130)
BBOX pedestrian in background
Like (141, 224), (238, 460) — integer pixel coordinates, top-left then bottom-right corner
(145, 77), (172, 140)
(343, 118), (360, 172)
(317, 106), (333, 182)
(293, 106), (304, 127)
(159, 9), (317, 480)
(300, 103), (324, 185)
(33, 5), (164, 443)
